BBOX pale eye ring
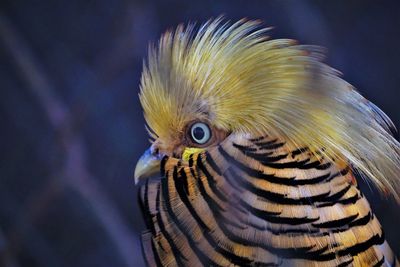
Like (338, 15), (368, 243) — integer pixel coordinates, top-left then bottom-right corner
(190, 122), (211, 145)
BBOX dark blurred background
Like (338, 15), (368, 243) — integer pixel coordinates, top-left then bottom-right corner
(0, 1), (399, 266)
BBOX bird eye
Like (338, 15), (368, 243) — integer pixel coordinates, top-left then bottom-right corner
(190, 122), (211, 145)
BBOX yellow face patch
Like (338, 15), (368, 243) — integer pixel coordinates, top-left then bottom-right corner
(182, 147), (205, 161)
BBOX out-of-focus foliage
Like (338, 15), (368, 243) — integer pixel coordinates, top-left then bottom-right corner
(0, 1), (398, 267)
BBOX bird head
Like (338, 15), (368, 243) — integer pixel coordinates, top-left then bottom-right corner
(134, 18), (400, 201)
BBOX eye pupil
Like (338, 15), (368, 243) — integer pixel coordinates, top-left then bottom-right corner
(193, 127), (205, 140)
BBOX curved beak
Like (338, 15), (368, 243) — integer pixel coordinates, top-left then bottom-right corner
(134, 147), (163, 185)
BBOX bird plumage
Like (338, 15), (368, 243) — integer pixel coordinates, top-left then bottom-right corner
(139, 136), (398, 266)
(136, 18), (400, 266)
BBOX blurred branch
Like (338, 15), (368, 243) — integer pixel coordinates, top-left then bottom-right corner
(94, 3), (156, 82)
(0, 189), (63, 267)
(0, 227), (20, 267)
(0, 14), (139, 267)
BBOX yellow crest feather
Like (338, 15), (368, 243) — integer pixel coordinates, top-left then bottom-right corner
(139, 17), (400, 201)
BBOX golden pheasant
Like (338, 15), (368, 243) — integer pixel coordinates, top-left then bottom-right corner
(134, 18), (400, 266)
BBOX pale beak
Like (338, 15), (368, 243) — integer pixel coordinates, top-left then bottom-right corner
(134, 147), (163, 185)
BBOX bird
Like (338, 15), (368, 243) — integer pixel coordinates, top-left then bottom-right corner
(134, 18), (400, 267)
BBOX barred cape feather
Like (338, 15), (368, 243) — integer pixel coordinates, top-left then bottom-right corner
(139, 18), (400, 201)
